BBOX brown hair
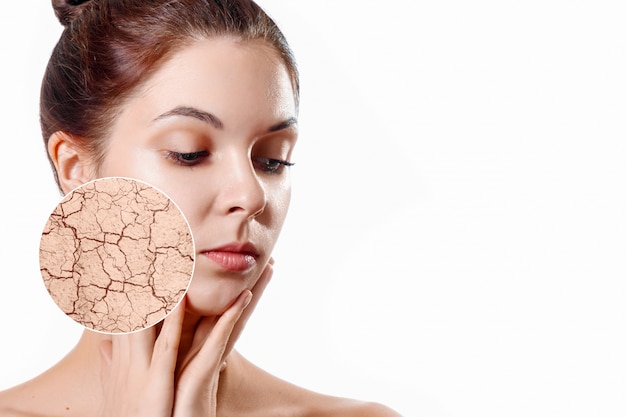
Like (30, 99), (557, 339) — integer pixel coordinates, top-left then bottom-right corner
(42, 0), (299, 187)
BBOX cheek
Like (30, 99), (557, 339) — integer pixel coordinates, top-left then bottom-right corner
(97, 142), (145, 179)
(98, 143), (190, 207)
(267, 179), (292, 227)
(161, 189), (202, 229)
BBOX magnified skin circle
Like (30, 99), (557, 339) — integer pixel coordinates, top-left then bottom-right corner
(39, 177), (195, 333)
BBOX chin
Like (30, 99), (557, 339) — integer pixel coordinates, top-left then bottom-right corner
(183, 276), (248, 316)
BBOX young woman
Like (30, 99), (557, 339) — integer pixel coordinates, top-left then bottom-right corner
(0, 0), (401, 416)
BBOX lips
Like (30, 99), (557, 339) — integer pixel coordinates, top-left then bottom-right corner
(201, 242), (259, 272)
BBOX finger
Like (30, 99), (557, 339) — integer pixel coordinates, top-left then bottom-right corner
(186, 260), (272, 357)
(174, 311), (218, 377)
(225, 261), (274, 355)
(152, 297), (186, 373)
(190, 314), (218, 351)
(184, 290), (252, 377)
(128, 325), (157, 368)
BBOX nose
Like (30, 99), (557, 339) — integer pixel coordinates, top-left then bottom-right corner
(220, 156), (267, 219)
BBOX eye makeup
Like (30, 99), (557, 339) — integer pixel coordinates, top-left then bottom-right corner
(165, 150), (210, 166)
(252, 157), (294, 174)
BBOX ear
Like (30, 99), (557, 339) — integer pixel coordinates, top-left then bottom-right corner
(47, 131), (94, 194)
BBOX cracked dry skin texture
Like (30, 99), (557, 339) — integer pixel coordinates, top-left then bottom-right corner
(39, 177), (194, 333)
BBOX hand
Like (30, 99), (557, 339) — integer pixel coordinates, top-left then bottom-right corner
(226, 258), (274, 357)
(97, 260), (274, 417)
(172, 260), (274, 415)
(97, 296), (186, 417)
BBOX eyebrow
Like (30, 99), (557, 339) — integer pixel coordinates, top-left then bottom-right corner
(154, 106), (224, 130)
(268, 117), (298, 133)
(154, 106), (297, 133)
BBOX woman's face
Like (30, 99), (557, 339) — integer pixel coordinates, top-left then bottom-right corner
(95, 38), (298, 316)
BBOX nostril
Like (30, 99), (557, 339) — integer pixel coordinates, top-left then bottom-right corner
(228, 205), (263, 217)
(223, 171), (267, 217)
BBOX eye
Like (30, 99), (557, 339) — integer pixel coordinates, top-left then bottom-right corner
(252, 157), (295, 174)
(166, 150), (209, 167)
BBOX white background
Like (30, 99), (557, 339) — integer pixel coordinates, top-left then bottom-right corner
(1, 1), (625, 416)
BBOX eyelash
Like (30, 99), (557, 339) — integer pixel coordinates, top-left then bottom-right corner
(166, 151), (294, 174)
(166, 150), (210, 166)
(252, 157), (295, 175)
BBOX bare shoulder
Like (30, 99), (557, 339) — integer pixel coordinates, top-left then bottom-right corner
(0, 386), (39, 417)
(226, 351), (402, 417)
(0, 378), (56, 417)
(310, 398), (403, 417)
(0, 408), (34, 417)
(341, 401), (403, 417)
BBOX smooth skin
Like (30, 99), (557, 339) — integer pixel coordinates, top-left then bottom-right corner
(0, 38), (401, 416)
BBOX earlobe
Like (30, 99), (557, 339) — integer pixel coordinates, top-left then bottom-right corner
(47, 131), (93, 194)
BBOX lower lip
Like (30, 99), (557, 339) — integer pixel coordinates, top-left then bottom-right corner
(204, 251), (257, 272)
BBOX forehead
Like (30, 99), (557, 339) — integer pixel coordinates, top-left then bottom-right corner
(146, 38), (293, 98)
(122, 37), (296, 126)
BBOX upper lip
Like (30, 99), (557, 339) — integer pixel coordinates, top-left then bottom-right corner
(203, 242), (260, 258)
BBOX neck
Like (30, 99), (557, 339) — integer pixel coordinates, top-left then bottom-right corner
(51, 311), (218, 416)
(22, 330), (107, 416)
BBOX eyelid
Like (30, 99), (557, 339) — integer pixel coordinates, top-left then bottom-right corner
(254, 157), (295, 166)
(252, 157), (295, 174)
(165, 150), (209, 166)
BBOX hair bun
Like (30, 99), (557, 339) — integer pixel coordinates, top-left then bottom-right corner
(52, 0), (92, 27)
